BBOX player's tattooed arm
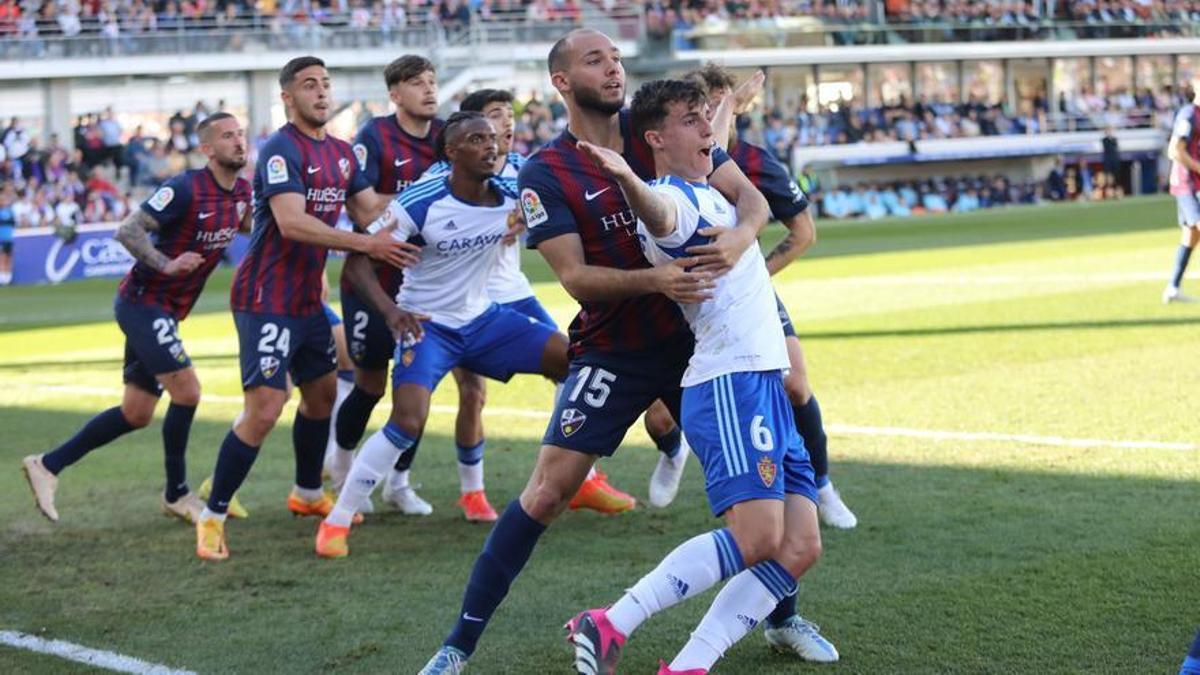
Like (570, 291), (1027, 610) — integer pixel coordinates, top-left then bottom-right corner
(116, 210), (203, 276)
(764, 209), (815, 276)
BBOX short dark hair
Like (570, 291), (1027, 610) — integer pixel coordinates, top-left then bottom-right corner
(460, 89), (514, 113)
(197, 112), (236, 142)
(683, 62), (736, 95)
(279, 56), (325, 88)
(385, 55), (436, 89)
(434, 110), (486, 160)
(548, 28), (598, 74)
(631, 79), (707, 135)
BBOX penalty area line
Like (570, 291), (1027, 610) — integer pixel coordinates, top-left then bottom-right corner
(0, 630), (195, 675)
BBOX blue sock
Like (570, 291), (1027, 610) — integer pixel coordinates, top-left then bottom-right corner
(207, 430), (259, 514)
(162, 402), (196, 502)
(394, 433), (422, 471)
(445, 500), (547, 656)
(654, 425), (683, 459)
(337, 369), (354, 383)
(42, 406), (136, 475)
(1171, 245), (1194, 290)
(766, 589), (798, 627)
(750, 559), (799, 602)
(334, 386), (382, 449)
(292, 412), (329, 490)
(794, 396), (829, 488)
(456, 440), (485, 465)
(1182, 629), (1200, 675)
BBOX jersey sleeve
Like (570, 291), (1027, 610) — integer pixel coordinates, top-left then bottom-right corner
(642, 177), (703, 258)
(352, 123), (383, 189)
(711, 145), (732, 172)
(755, 150), (809, 220)
(348, 152), (372, 196)
(140, 173), (193, 228)
(1172, 107), (1194, 144)
(420, 160), (451, 182)
(366, 197), (419, 241)
(520, 159), (579, 249)
(258, 135), (305, 199)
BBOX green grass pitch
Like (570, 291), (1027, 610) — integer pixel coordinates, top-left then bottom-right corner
(1, 196), (1197, 673)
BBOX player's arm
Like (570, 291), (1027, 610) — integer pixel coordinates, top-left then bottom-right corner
(709, 70), (764, 151)
(269, 193), (417, 269)
(764, 209), (815, 276)
(343, 252), (427, 341)
(344, 186), (394, 228)
(538, 233), (712, 304)
(577, 141), (676, 237)
(1168, 136), (1200, 175)
(691, 158), (770, 274)
(116, 183), (204, 277)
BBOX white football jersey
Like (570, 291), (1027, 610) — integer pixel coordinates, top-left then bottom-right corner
(369, 176), (515, 328)
(420, 152), (534, 303)
(638, 176), (789, 387)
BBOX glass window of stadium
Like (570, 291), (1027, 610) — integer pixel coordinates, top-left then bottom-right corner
(1095, 56), (1134, 98)
(0, 83), (45, 142)
(1177, 56), (1198, 85)
(1010, 59), (1049, 114)
(70, 75), (248, 143)
(915, 61), (959, 105)
(1053, 58), (1092, 113)
(868, 63), (912, 108)
(963, 61), (1003, 106)
(816, 64), (864, 109)
(1136, 55), (1174, 93)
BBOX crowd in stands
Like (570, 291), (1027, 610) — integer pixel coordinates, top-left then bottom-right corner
(816, 173), (1061, 220)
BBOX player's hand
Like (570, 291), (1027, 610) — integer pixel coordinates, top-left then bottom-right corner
(684, 224), (756, 276)
(161, 251), (204, 277)
(363, 227), (421, 269)
(503, 205), (526, 246)
(577, 141), (634, 180)
(653, 261), (715, 304)
(384, 306), (429, 343)
(731, 70), (765, 114)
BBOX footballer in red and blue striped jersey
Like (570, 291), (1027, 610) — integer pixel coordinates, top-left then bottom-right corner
(729, 139), (809, 224)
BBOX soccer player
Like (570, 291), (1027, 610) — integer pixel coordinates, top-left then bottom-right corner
(21, 112), (251, 524)
(1182, 629), (1200, 675)
(419, 29), (772, 673)
(420, 88), (643, 515)
(326, 55), (449, 517)
(565, 77), (824, 675)
(315, 111), (568, 558)
(193, 56), (417, 562)
(1163, 76), (1200, 304)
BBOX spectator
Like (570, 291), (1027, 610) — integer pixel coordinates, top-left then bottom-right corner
(1101, 125), (1121, 198)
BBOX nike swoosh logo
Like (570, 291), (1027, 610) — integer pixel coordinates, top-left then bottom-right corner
(584, 187), (610, 201)
(307, 166), (321, 174)
(395, 159), (411, 167)
(462, 613), (484, 622)
(198, 211), (214, 219)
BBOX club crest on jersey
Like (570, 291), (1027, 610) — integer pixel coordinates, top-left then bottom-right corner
(560, 407), (587, 437)
(350, 340), (366, 362)
(339, 157), (351, 181)
(757, 456), (776, 488)
(236, 201), (247, 220)
(353, 143), (368, 171)
(521, 188), (548, 228)
(147, 186), (174, 212)
(266, 155), (288, 185)
(401, 349), (415, 367)
(259, 355), (280, 379)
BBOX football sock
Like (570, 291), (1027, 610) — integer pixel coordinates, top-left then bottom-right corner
(607, 528), (744, 638)
(334, 386), (382, 451)
(1182, 629), (1200, 675)
(293, 412), (329, 491)
(457, 440), (485, 493)
(41, 406), (137, 475)
(207, 430), (259, 515)
(671, 561), (797, 672)
(766, 589), (798, 627)
(1171, 245), (1194, 290)
(388, 468), (411, 492)
(337, 369), (354, 384)
(794, 396), (829, 487)
(445, 500), (547, 656)
(326, 377), (355, 457)
(328, 422), (415, 527)
(162, 402), (196, 502)
(394, 432), (422, 471)
(653, 425), (683, 459)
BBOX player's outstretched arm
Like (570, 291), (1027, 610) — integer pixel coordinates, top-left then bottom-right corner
(343, 253), (428, 342)
(115, 209), (203, 276)
(538, 233), (713, 305)
(269, 193), (419, 269)
(765, 209), (816, 277)
(577, 141), (676, 237)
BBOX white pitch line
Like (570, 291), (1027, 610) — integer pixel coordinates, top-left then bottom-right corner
(0, 631), (195, 675)
(6, 382), (1194, 451)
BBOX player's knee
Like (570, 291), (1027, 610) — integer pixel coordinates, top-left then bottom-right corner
(643, 401), (675, 437)
(390, 410), (426, 440)
(167, 380), (201, 407)
(782, 371), (811, 406)
(777, 531), (822, 578)
(731, 522), (785, 567)
(521, 481), (571, 522)
(458, 380), (487, 413)
(120, 402), (155, 429)
(244, 402), (283, 438)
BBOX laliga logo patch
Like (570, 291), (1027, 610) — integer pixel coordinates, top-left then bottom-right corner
(236, 201), (247, 220)
(757, 456), (776, 488)
(259, 355), (280, 379)
(520, 188), (548, 228)
(401, 349), (415, 367)
(148, 186), (174, 212)
(353, 143), (368, 171)
(560, 407), (587, 437)
(339, 157), (351, 181)
(266, 155), (288, 185)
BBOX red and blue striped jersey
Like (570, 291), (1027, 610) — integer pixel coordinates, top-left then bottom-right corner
(118, 168), (250, 320)
(729, 139), (808, 221)
(521, 109), (730, 358)
(1169, 104), (1200, 196)
(232, 123), (371, 317)
(346, 115), (445, 298)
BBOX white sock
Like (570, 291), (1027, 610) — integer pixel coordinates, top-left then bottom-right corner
(388, 468), (411, 492)
(292, 485), (324, 501)
(586, 465), (597, 480)
(327, 428), (411, 527)
(607, 529), (743, 638)
(670, 562), (796, 671)
(200, 507), (227, 523)
(325, 379), (355, 462)
(458, 460), (484, 493)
